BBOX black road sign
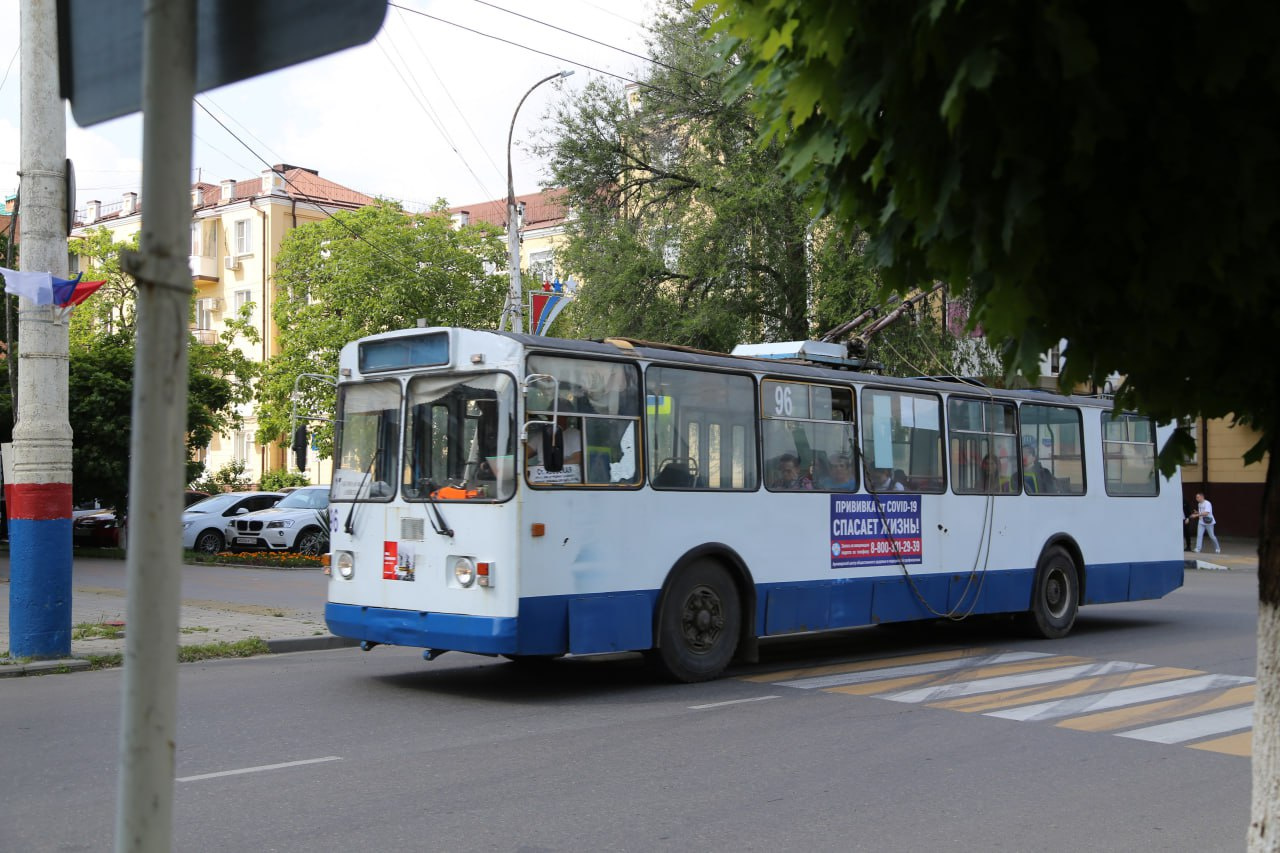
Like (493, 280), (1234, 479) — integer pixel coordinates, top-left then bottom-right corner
(57, 0), (387, 127)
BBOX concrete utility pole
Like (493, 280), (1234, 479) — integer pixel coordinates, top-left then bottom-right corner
(499, 69), (572, 333)
(9, 0), (72, 659)
(113, 1), (195, 849)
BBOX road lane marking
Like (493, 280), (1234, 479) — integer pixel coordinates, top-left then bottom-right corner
(826, 655), (1096, 697)
(877, 660), (1152, 704)
(1117, 706), (1254, 744)
(776, 651), (1052, 690)
(690, 696), (781, 710)
(929, 666), (1202, 713)
(985, 673), (1254, 722)
(1057, 684), (1256, 732)
(177, 756), (343, 783)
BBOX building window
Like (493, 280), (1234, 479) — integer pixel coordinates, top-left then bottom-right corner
(233, 289), (251, 314)
(234, 219), (251, 256)
(195, 298), (215, 330)
(233, 430), (253, 464)
(528, 249), (554, 284)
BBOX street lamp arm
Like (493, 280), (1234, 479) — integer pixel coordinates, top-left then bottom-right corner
(501, 69), (574, 333)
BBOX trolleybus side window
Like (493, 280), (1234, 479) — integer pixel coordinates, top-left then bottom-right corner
(949, 397), (1019, 495)
(402, 373), (516, 501)
(761, 379), (856, 492)
(1102, 412), (1158, 496)
(645, 366), (758, 490)
(524, 355), (642, 487)
(1019, 402), (1086, 495)
(860, 388), (945, 493)
(332, 381), (401, 502)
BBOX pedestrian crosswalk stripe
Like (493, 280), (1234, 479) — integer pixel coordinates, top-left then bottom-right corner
(929, 666), (1202, 713)
(827, 655), (1095, 696)
(775, 650), (1052, 690)
(985, 673), (1254, 722)
(876, 660), (1151, 705)
(746, 651), (1256, 756)
(1117, 706), (1254, 744)
(1057, 684), (1255, 732)
(741, 647), (991, 684)
(1189, 730), (1252, 757)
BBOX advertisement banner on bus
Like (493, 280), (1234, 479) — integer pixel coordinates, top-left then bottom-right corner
(830, 495), (923, 569)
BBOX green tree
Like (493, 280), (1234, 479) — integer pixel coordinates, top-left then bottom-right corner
(538, 1), (990, 380)
(256, 199), (506, 455)
(68, 227), (140, 343)
(709, 0), (1280, 842)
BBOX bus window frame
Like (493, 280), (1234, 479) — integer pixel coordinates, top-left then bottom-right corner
(645, 364), (760, 492)
(401, 369), (518, 504)
(759, 377), (857, 493)
(1019, 400), (1088, 496)
(859, 385), (948, 494)
(332, 378), (404, 504)
(1101, 411), (1160, 498)
(947, 394), (1020, 497)
(523, 352), (644, 490)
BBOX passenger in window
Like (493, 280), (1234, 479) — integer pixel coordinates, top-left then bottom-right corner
(892, 469), (909, 490)
(773, 453), (813, 490)
(980, 455), (1012, 493)
(1021, 439), (1057, 494)
(821, 454), (858, 491)
(872, 469), (904, 492)
(527, 416), (583, 468)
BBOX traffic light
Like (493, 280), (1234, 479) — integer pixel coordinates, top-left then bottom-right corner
(292, 424), (308, 471)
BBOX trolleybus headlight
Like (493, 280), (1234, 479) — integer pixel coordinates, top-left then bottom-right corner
(335, 551), (355, 580)
(453, 556), (476, 588)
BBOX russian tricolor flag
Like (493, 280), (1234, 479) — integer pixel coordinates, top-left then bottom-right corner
(0, 267), (105, 307)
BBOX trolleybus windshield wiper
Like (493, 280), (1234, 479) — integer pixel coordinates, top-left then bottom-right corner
(419, 478), (455, 538)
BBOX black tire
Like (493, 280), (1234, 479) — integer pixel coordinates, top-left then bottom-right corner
(650, 560), (741, 683)
(194, 529), (224, 555)
(1022, 545), (1079, 639)
(295, 528), (326, 556)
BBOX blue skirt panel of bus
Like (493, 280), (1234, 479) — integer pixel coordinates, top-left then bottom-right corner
(326, 560), (1183, 656)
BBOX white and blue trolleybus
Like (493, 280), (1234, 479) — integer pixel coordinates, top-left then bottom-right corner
(324, 327), (1184, 681)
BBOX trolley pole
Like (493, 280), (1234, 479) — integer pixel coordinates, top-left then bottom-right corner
(9, 0), (72, 659)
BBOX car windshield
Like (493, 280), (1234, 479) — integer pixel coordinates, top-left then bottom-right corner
(184, 493), (243, 515)
(275, 489), (329, 510)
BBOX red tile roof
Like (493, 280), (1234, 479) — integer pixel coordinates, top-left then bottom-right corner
(449, 187), (568, 230)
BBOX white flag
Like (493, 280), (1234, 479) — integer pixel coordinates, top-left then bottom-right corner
(0, 267), (55, 304)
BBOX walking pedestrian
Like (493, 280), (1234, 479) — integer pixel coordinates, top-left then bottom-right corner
(1192, 491), (1220, 554)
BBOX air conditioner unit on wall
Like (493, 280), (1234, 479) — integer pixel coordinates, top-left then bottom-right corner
(224, 255), (240, 271)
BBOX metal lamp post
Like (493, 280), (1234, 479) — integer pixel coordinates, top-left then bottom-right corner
(500, 69), (573, 333)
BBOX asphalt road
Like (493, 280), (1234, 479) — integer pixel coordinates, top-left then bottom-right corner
(0, 567), (1257, 852)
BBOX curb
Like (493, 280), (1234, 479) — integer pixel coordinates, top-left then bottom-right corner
(0, 657), (93, 677)
(265, 635), (360, 654)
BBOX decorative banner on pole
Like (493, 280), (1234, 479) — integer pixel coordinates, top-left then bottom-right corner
(1, 267), (105, 308)
(528, 276), (576, 336)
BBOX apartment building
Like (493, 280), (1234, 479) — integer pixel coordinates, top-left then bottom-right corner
(70, 165), (374, 486)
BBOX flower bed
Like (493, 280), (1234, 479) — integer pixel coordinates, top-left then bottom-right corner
(186, 550), (322, 569)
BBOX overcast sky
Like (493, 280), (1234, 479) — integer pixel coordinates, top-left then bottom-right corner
(0, 0), (654, 216)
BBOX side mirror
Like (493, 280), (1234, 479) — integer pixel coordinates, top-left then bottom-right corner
(292, 424), (308, 471)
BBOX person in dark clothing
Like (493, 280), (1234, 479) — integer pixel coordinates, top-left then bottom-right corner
(1182, 497), (1196, 551)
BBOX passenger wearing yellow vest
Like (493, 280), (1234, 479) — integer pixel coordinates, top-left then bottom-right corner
(1021, 439), (1057, 494)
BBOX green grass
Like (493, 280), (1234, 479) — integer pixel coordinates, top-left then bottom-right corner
(72, 621), (125, 640)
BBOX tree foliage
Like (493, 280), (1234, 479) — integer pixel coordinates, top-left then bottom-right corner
(709, 0), (1280, 454)
(256, 199), (507, 454)
(537, 0), (990, 379)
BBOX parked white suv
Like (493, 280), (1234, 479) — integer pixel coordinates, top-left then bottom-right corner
(224, 486), (330, 555)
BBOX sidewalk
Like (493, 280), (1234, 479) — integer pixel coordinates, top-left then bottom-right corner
(0, 561), (353, 677)
(1184, 534), (1259, 573)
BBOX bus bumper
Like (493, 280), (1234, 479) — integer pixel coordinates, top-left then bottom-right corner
(325, 602), (518, 655)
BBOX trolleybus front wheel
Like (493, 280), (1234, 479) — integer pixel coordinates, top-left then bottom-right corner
(1022, 545), (1079, 639)
(649, 560), (740, 683)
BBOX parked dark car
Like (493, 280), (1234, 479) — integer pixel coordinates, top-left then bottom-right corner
(73, 490), (214, 548)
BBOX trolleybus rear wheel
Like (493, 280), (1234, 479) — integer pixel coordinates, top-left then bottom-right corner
(650, 560), (740, 682)
(1023, 545), (1079, 639)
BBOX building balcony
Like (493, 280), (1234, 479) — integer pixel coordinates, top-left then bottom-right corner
(189, 254), (220, 281)
(191, 327), (218, 346)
